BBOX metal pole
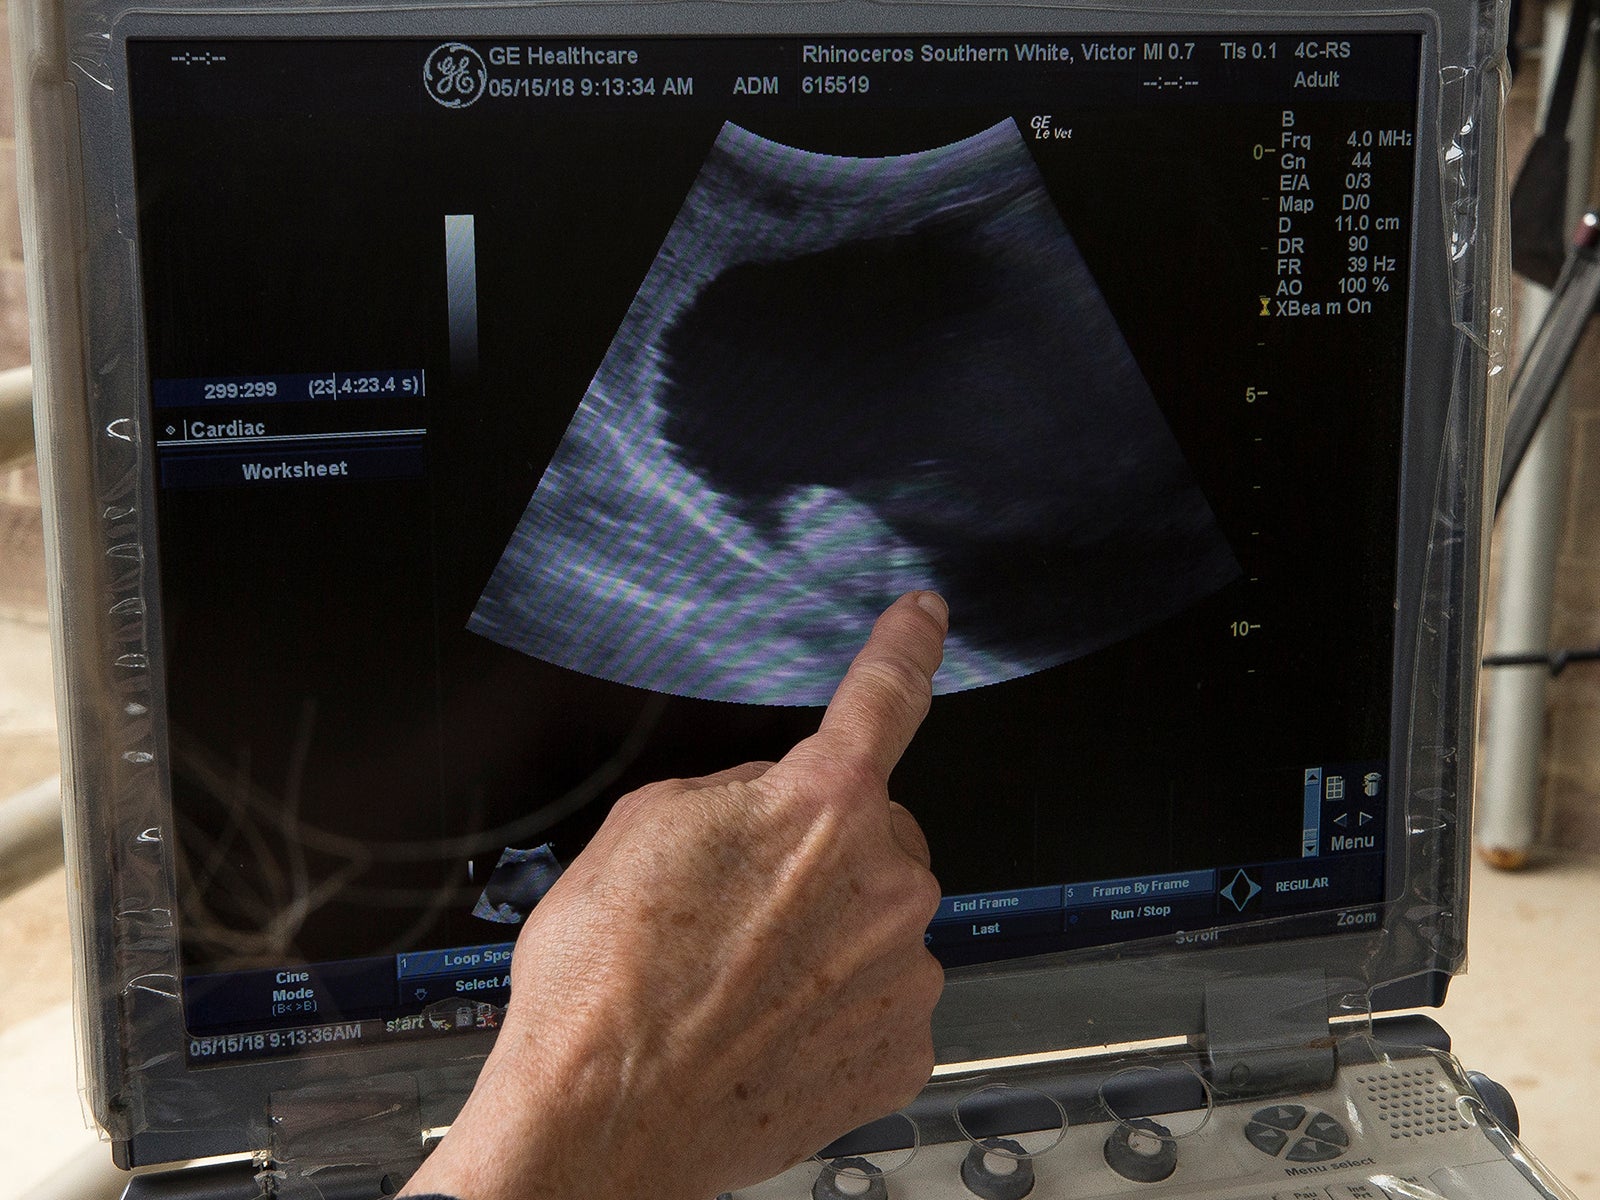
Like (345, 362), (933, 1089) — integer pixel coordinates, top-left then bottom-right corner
(0, 364), (35, 467)
(1478, 4), (1598, 867)
(0, 776), (64, 900)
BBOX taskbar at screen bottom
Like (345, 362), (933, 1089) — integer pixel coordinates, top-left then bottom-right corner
(180, 853), (1384, 1065)
(186, 1004), (502, 1067)
(929, 853), (1383, 967)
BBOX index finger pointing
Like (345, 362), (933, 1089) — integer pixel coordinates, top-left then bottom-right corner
(777, 592), (948, 787)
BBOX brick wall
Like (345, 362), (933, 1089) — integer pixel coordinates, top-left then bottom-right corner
(1540, 289), (1600, 855)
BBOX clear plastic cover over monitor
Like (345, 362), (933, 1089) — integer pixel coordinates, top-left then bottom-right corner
(10, 0), (1507, 1168)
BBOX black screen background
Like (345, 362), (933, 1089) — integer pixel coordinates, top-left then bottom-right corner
(127, 37), (1415, 978)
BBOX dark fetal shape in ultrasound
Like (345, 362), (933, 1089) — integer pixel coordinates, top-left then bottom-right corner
(472, 844), (565, 925)
(469, 120), (1240, 706)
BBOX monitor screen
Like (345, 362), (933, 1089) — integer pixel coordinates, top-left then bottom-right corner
(125, 31), (1422, 1065)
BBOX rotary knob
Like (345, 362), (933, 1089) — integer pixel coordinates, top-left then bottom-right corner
(1103, 1118), (1178, 1183)
(812, 1157), (888, 1200)
(960, 1137), (1035, 1200)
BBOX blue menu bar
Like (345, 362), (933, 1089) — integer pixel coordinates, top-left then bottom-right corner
(184, 955), (396, 1029)
(1261, 853), (1382, 913)
(158, 439), (426, 489)
(934, 885), (1063, 923)
(395, 942), (515, 980)
(1062, 869), (1216, 909)
(927, 909), (1061, 947)
(1066, 893), (1216, 932)
(152, 368), (427, 407)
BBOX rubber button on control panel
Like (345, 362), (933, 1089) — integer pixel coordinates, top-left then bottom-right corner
(1245, 1124), (1291, 1155)
(1253, 1105), (1307, 1131)
(1246, 1106), (1350, 1163)
(1326, 1184), (1390, 1200)
(1305, 1115), (1350, 1148)
(1285, 1136), (1344, 1163)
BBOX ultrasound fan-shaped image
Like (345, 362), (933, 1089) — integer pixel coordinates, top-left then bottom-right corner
(470, 120), (1239, 705)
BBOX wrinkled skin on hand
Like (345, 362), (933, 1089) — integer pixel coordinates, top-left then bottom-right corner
(402, 592), (950, 1200)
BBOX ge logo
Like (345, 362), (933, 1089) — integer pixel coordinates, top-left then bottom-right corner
(424, 42), (487, 109)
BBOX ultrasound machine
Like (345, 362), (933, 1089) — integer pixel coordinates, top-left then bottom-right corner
(12, 0), (1566, 1197)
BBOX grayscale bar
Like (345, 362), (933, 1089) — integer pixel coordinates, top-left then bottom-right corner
(445, 214), (479, 374)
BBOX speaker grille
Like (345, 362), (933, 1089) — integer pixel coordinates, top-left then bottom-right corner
(1352, 1064), (1471, 1139)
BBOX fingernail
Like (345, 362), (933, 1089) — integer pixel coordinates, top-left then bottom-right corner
(915, 591), (949, 626)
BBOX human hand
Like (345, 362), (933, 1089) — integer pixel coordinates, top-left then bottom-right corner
(401, 591), (949, 1200)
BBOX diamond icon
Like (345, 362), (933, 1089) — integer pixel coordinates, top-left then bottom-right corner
(1221, 869), (1263, 912)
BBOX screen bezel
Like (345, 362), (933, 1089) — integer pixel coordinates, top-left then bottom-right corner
(52, 0), (1489, 1168)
